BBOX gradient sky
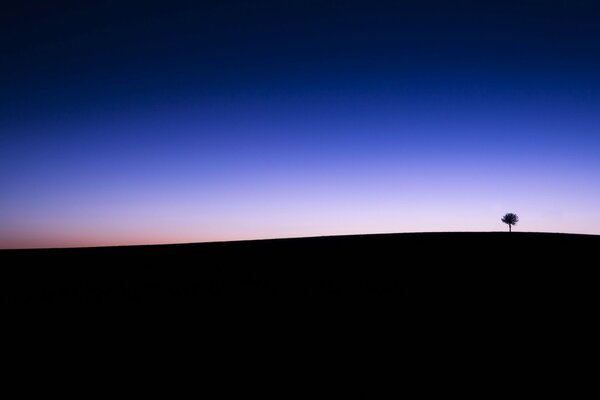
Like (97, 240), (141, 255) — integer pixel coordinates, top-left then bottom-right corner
(2, 0), (600, 248)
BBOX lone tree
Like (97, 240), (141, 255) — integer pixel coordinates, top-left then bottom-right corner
(501, 213), (519, 232)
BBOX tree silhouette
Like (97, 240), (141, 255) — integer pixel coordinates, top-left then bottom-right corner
(501, 213), (519, 232)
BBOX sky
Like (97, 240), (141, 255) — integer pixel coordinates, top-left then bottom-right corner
(2, 0), (600, 248)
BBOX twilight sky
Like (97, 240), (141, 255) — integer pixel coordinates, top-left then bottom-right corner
(2, 0), (600, 248)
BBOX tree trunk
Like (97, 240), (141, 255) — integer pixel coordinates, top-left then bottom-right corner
(509, 224), (511, 233)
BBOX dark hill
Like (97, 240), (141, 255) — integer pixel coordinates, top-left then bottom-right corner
(2, 232), (597, 309)
(3, 232), (597, 390)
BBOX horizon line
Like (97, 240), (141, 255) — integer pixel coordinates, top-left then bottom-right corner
(2, 230), (598, 251)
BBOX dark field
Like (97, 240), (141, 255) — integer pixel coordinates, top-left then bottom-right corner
(2, 232), (597, 310)
(3, 232), (597, 391)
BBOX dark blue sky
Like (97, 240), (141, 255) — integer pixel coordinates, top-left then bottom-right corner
(2, 1), (600, 247)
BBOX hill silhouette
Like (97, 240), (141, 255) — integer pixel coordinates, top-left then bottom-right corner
(3, 231), (597, 392)
(2, 232), (597, 310)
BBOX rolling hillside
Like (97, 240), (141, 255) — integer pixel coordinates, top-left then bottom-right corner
(3, 231), (596, 390)
(2, 232), (597, 308)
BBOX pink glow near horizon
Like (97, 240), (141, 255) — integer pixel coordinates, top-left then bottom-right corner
(2, 167), (599, 248)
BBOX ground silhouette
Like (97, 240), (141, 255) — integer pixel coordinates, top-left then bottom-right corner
(3, 231), (596, 391)
(2, 232), (597, 309)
